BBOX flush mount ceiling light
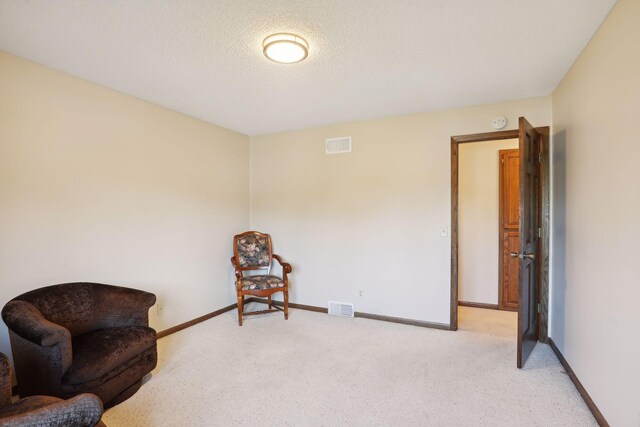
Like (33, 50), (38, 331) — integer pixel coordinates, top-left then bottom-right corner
(262, 33), (309, 64)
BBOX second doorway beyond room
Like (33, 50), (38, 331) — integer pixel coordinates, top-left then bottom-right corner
(458, 138), (519, 313)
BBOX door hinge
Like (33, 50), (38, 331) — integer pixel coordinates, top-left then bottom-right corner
(538, 152), (543, 163)
(537, 303), (541, 314)
(538, 227), (543, 238)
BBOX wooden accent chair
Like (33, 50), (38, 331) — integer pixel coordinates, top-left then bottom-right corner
(230, 231), (292, 326)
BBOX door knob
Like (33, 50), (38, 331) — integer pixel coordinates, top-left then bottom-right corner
(510, 252), (519, 258)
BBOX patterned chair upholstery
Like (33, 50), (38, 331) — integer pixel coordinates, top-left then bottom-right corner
(0, 352), (105, 426)
(230, 231), (292, 326)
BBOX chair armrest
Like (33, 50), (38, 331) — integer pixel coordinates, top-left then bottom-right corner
(0, 352), (11, 407)
(92, 284), (156, 328)
(230, 256), (242, 280)
(0, 393), (104, 427)
(272, 254), (292, 274)
(1, 301), (71, 347)
(95, 284), (156, 309)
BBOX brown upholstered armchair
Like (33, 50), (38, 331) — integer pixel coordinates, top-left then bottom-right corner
(1, 283), (157, 408)
(0, 352), (105, 426)
(231, 231), (292, 326)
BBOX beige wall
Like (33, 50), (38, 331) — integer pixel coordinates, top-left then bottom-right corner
(459, 139), (518, 305)
(0, 52), (250, 360)
(251, 98), (549, 324)
(550, 0), (640, 424)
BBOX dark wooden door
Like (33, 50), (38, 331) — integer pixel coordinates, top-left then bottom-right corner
(516, 117), (540, 369)
(499, 149), (519, 311)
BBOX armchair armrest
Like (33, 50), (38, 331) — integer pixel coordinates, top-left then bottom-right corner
(1, 300), (71, 347)
(96, 284), (156, 308)
(2, 393), (104, 427)
(92, 284), (156, 328)
(272, 254), (292, 274)
(0, 352), (11, 408)
(230, 256), (242, 280)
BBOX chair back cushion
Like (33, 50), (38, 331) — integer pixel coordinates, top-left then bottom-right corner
(234, 232), (272, 269)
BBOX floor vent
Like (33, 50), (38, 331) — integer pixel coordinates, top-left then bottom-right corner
(328, 300), (355, 317)
(325, 137), (352, 154)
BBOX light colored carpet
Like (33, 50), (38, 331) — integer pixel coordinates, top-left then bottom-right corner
(103, 303), (596, 426)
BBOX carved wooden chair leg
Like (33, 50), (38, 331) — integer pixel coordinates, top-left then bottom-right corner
(268, 295), (272, 310)
(237, 294), (244, 326)
(284, 289), (289, 320)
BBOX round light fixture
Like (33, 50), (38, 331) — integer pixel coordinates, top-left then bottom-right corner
(263, 33), (309, 64)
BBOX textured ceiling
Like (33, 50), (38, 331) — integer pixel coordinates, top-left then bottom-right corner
(0, 0), (617, 135)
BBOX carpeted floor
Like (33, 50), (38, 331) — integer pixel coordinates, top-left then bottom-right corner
(103, 303), (596, 426)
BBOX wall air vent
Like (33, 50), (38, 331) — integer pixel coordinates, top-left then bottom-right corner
(325, 137), (352, 154)
(328, 300), (355, 317)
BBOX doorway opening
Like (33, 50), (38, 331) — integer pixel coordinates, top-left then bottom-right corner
(450, 121), (550, 368)
(457, 138), (519, 337)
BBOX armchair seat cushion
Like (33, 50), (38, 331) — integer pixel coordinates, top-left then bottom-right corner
(62, 326), (156, 386)
(239, 275), (284, 290)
